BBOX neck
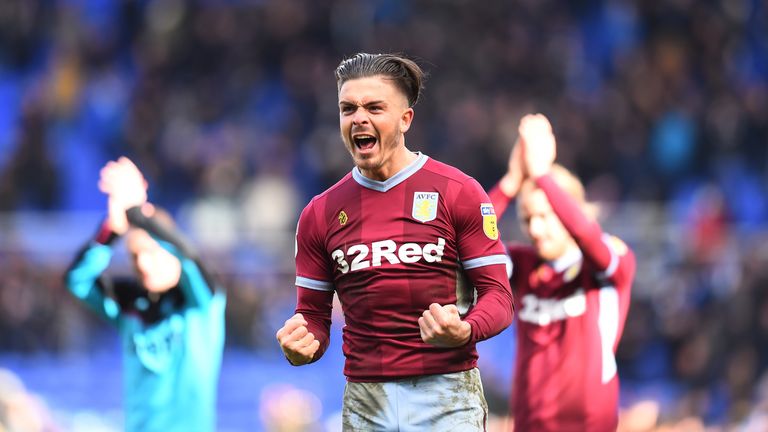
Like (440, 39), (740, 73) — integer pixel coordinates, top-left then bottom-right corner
(549, 243), (581, 270)
(360, 145), (418, 181)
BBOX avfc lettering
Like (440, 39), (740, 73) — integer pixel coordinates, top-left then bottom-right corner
(331, 238), (446, 274)
(415, 192), (438, 200)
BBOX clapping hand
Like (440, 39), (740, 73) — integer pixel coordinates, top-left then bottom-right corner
(518, 113), (556, 178)
(98, 157), (148, 235)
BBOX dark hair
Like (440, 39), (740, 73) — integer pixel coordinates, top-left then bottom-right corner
(335, 53), (426, 107)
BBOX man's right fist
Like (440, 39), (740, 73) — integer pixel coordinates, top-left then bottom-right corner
(276, 313), (320, 366)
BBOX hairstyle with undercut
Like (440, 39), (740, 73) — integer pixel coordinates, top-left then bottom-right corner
(334, 53), (426, 107)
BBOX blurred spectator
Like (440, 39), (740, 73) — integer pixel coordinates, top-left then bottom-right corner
(0, 368), (58, 432)
(0, 100), (60, 211)
(64, 157), (226, 432)
(259, 384), (322, 432)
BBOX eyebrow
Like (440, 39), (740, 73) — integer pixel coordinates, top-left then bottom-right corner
(338, 100), (387, 107)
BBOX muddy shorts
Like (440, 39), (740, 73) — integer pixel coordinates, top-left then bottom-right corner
(342, 368), (488, 431)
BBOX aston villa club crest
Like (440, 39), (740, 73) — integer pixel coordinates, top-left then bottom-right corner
(412, 192), (438, 223)
(338, 210), (348, 226)
(480, 203), (498, 240)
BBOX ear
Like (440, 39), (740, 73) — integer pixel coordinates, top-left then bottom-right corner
(400, 107), (414, 133)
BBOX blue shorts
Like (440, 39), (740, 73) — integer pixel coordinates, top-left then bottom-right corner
(342, 368), (488, 431)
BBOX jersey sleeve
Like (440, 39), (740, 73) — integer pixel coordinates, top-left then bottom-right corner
(452, 178), (514, 343)
(126, 206), (218, 309)
(598, 235), (636, 292)
(535, 174), (635, 287)
(295, 198), (334, 290)
(64, 220), (122, 323)
(295, 287), (334, 364)
(293, 199), (334, 361)
(487, 182), (514, 220)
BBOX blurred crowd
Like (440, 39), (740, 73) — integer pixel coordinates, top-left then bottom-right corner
(0, 0), (767, 430)
(1, 0), (766, 216)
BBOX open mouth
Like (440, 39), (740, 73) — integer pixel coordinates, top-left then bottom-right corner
(353, 134), (377, 151)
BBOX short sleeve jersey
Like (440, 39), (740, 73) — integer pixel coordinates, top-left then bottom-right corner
(295, 153), (509, 381)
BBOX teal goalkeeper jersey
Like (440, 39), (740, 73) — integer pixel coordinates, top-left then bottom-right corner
(65, 208), (225, 432)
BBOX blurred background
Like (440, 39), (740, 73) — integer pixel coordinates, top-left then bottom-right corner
(0, 0), (766, 430)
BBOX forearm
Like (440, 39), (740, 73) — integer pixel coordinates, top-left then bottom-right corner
(126, 206), (217, 301)
(463, 264), (514, 343)
(125, 206), (195, 258)
(487, 182), (514, 220)
(535, 174), (612, 270)
(295, 287), (333, 363)
(64, 220), (118, 319)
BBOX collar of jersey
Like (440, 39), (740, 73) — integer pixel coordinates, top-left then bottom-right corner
(548, 247), (583, 273)
(352, 152), (428, 192)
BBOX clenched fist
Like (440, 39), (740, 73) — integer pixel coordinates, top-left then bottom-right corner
(276, 313), (320, 366)
(418, 303), (472, 347)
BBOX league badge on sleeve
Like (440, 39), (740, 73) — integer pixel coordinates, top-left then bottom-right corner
(480, 203), (498, 240)
(412, 192), (439, 223)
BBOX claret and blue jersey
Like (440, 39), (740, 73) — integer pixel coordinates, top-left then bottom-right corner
(294, 153), (514, 382)
(489, 173), (637, 432)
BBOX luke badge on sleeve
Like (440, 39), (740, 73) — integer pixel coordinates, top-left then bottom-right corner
(480, 203), (498, 240)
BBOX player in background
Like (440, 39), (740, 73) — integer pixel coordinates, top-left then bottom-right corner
(64, 157), (226, 432)
(276, 53), (514, 431)
(487, 114), (636, 431)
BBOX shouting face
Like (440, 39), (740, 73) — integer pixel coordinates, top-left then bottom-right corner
(338, 76), (415, 181)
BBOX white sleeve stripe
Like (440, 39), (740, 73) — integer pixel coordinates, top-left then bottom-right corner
(462, 254), (509, 270)
(295, 276), (333, 291)
(602, 253), (618, 278)
(599, 234), (619, 278)
(598, 286), (619, 384)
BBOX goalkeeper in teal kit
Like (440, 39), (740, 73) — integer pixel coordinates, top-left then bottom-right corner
(65, 156), (226, 432)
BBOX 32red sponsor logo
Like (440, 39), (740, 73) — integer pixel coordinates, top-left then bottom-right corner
(331, 238), (446, 274)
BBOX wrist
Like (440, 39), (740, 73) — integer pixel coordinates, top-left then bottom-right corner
(531, 170), (551, 183)
(286, 353), (312, 366)
(529, 168), (550, 180)
(95, 219), (119, 245)
(498, 173), (520, 198)
(459, 321), (472, 346)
